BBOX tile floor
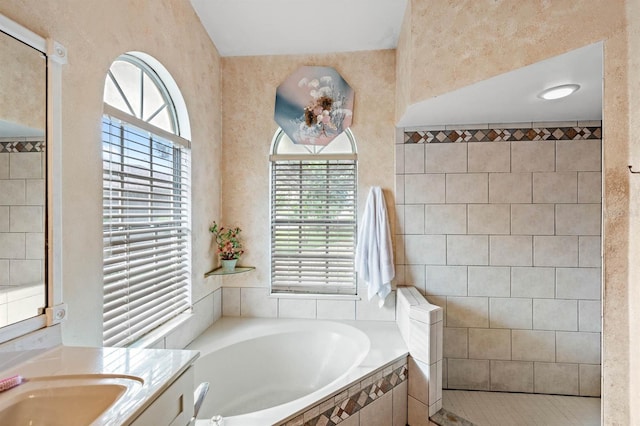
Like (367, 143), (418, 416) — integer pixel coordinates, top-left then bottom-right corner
(441, 390), (600, 426)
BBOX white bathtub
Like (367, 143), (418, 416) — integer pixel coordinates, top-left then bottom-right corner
(187, 317), (408, 426)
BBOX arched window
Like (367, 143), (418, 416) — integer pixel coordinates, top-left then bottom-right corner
(102, 53), (191, 347)
(270, 129), (357, 295)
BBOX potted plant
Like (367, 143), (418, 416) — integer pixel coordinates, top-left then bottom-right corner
(210, 221), (244, 272)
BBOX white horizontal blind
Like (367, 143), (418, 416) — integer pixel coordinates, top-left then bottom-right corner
(102, 115), (191, 347)
(271, 159), (357, 294)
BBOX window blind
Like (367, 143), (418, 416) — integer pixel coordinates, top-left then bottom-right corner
(271, 159), (357, 294)
(102, 115), (191, 347)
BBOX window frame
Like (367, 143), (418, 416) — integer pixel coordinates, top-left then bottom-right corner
(269, 128), (358, 296)
(101, 54), (192, 348)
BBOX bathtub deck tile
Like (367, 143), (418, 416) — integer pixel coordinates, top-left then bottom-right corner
(348, 382), (362, 397)
(285, 414), (304, 426)
(304, 405), (320, 422)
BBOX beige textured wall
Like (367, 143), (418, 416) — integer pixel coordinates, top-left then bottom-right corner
(221, 51), (396, 289)
(0, 1), (223, 346)
(627, 0), (640, 423)
(396, 0), (630, 423)
(0, 32), (45, 132)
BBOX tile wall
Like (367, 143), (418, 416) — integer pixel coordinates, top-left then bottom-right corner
(395, 121), (602, 396)
(221, 286), (397, 322)
(0, 139), (46, 326)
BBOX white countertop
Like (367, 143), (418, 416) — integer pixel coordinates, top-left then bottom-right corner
(0, 345), (199, 425)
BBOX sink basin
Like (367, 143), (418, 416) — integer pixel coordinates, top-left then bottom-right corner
(0, 375), (143, 426)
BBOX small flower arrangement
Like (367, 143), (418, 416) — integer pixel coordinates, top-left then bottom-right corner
(209, 221), (244, 260)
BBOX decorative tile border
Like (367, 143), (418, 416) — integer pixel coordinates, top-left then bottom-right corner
(404, 126), (601, 144)
(281, 358), (408, 426)
(0, 140), (45, 153)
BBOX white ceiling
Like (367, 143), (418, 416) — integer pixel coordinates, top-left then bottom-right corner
(189, 2), (603, 125)
(189, 0), (408, 57)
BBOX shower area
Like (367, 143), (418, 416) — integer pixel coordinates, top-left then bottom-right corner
(394, 44), (603, 426)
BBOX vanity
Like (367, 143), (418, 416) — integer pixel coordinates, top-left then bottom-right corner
(0, 346), (198, 425)
(0, 11), (200, 426)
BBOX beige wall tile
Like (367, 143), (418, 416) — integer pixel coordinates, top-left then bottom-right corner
(490, 360), (534, 392)
(468, 328), (511, 360)
(405, 144), (425, 174)
(0, 154), (8, 179)
(556, 267), (601, 300)
(9, 153), (42, 179)
(396, 174), (405, 204)
(0, 260), (9, 286)
(511, 204), (554, 235)
(533, 299), (578, 331)
(532, 172), (577, 203)
(278, 298), (316, 319)
(222, 287), (240, 316)
(534, 236), (578, 267)
(580, 364), (602, 397)
(490, 235), (532, 266)
(426, 143), (467, 173)
(0, 180), (25, 205)
(468, 266), (510, 297)
(0, 233), (25, 259)
(488, 173), (532, 204)
(447, 296), (488, 328)
(9, 206), (43, 232)
(425, 266), (467, 296)
(467, 142), (510, 172)
(468, 204), (510, 235)
(408, 395), (430, 426)
(579, 300), (602, 332)
(9, 259), (41, 286)
(556, 331), (601, 364)
(578, 171), (602, 203)
(405, 174), (446, 204)
(360, 390), (392, 426)
(534, 362), (579, 395)
(408, 356), (429, 405)
(512, 329), (556, 362)
(25, 179), (44, 206)
(395, 145), (405, 174)
(490, 298), (532, 329)
(446, 173), (488, 204)
(316, 300), (356, 320)
(447, 235), (488, 265)
(556, 140), (601, 172)
(511, 267), (555, 298)
(579, 236), (602, 268)
(392, 379), (408, 426)
(443, 327), (468, 358)
(447, 358), (490, 390)
(555, 203), (601, 236)
(404, 204), (425, 234)
(240, 287), (277, 318)
(0, 207), (8, 232)
(406, 264), (426, 293)
(425, 204), (467, 234)
(405, 235), (446, 265)
(511, 141), (555, 172)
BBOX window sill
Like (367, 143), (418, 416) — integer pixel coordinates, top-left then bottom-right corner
(269, 293), (361, 301)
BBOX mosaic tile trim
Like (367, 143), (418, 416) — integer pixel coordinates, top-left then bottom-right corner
(404, 126), (602, 144)
(281, 359), (408, 426)
(0, 140), (45, 153)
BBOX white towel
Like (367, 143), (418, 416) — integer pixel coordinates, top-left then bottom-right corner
(355, 186), (395, 307)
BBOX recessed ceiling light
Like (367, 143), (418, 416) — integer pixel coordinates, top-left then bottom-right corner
(538, 84), (581, 100)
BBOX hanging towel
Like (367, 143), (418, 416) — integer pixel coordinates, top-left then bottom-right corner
(355, 186), (395, 307)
